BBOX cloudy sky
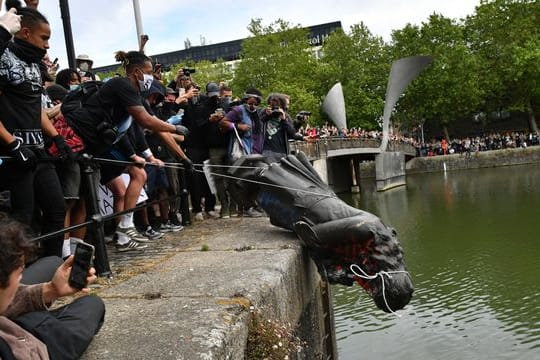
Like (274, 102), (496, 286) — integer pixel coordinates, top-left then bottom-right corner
(13, 0), (480, 68)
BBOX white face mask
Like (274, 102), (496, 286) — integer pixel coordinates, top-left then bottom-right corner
(79, 62), (89, 72)
(70, 84), (79, 91)
(245, 103), (257, 113)
(138, 73), (154, 91)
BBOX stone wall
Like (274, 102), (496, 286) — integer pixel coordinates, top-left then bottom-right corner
(359, 147), (540, 178)
(405, 147), (540, 174)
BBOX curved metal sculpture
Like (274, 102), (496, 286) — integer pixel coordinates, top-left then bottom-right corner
(380, 56), (433, 152)
(322, 82), (347, 131)
(227, 153), (413, 313)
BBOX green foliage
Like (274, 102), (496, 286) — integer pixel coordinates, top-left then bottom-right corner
(390, 14), (484, 135)
(465, 0), (540, 130)
(318, 23), (391, 129)
(232, 19), (322, 123)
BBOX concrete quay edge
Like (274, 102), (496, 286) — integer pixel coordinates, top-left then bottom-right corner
(81, 217), (322, 360)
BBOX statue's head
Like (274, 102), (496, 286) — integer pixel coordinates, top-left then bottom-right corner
(306, 213), (413, 313)
(349, 221), (413, 313)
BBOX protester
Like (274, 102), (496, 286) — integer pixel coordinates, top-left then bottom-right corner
(206, 83), (233, 218)
(55, 68), (81, 90)
(219, 88), (266, 217)
(181, 81), (219, 221)
(260, 93), (305, 162)
(0, 214), (105, 359)
(0, 1), (69, 257)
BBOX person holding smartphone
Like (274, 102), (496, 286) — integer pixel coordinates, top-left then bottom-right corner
(0, 214), (105, 359)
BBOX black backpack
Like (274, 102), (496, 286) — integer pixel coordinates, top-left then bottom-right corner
(60, 80), (103, 115)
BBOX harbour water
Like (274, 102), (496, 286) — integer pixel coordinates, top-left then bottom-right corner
(334, 164), (540, 360)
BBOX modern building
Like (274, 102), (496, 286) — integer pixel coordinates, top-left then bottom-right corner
(93, 21), (343, 73)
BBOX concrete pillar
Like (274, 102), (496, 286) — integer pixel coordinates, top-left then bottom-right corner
(375, 151), (406, 191)
(312, 158), (328, 185)
(350, 158), (360, 193)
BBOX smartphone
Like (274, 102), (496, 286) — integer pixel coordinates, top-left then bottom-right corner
(68, 242), (95, 289)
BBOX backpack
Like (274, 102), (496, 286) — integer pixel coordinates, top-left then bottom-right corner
(60, 81), (104, 115)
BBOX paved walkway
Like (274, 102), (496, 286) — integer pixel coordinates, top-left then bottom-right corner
(80, 216), (319, 359)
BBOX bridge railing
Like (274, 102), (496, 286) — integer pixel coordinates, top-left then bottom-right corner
(291, 138), (416, 159)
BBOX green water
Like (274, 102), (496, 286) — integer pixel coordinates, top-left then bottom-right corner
(334, 164), (540, 360)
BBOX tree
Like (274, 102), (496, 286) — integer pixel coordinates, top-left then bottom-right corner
(319, 23), (390, 129)
(231, 19), (321, 122)
(465, 0), (540, 132)
(390, 14), (484, 139)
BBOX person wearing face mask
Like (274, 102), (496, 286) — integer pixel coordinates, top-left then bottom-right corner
(64, 50), (189, 159)
(219, 88), (264, 158)
(218, 88), (266, 217)
(205, 83), (234, 218)
(181, 82), (221, 221)
(0, 1), (69, 257)
(54, 68), (81, 91)
(75, 54), (99, 81)
(63, 50), (191, 250)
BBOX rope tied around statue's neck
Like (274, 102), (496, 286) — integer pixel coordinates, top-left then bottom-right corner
(349, 264), (410, 317)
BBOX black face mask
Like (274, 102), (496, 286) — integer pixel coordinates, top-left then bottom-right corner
(10, 38), (47, 64)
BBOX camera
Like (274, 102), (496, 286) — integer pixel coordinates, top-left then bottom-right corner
(297, 111), (311, 118)
(271, 106), (281, 117)
(155, 63), (171, 72)
(182, 68), (196, 76)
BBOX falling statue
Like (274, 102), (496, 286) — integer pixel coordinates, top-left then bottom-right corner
(226, 56), (432, 313)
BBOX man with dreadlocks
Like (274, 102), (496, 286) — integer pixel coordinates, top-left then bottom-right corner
(63, 50), (191, 251)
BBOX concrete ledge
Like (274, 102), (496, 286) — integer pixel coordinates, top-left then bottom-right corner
(406, 146), (540, 174)
(81, 219), (323, 359)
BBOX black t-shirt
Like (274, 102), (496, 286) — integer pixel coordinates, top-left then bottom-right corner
(182, 95), (218, 150)
(0, 47), (44, 151)
(65, 77), (143, 155)
(263, 116), (287, 154)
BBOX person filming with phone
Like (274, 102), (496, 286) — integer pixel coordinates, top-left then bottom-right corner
(0, 214), (105, 359)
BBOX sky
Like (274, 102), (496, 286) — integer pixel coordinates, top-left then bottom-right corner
(8, 0), (481, 68)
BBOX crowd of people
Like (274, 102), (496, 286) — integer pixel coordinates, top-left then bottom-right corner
(415, 131), (540, 157)
(1, 1), (539, 358)
(299, 124), (540, 158)
(0, 1), (311, 357)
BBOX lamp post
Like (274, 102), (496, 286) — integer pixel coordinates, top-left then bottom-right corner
(59, 0), (76, 68)
(132, 0), (145, 50)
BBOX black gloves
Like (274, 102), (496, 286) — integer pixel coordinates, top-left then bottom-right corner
(7, 138), (37, 169)
(53, 135), (73, 161)
(175, 125), (190, 136)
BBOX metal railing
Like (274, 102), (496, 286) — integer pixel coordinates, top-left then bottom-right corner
(1, 154), (191, 277)
(291, 138), (416, 160)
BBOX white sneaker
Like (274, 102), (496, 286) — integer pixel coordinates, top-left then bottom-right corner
(194, 212), (204, 221)
(245, 207), (265, 218)
(116, 226), (150, 242)
(206, 210), (220, 219)
(115, 239), (147, 252)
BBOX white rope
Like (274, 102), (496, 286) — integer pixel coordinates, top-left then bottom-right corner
(349, 264), (410, 317)
(92, 157), (335, 198)
(163, 161), (264, 170)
